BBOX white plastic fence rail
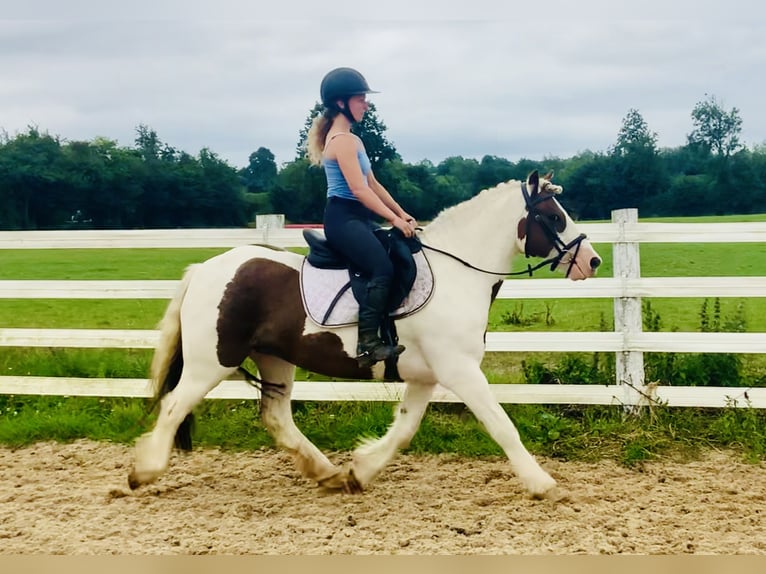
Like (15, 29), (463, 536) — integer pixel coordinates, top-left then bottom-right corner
(1, 209), (765, 409)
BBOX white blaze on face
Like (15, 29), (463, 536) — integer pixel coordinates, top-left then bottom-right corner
(553, 198), (602, 281)
(565, 237), (601, 280)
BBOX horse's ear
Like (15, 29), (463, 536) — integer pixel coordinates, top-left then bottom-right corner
(543, 170), (554, 181)
(527, 170), (540, 195)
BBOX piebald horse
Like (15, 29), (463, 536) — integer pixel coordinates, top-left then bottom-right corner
(128, 170), (601, 498)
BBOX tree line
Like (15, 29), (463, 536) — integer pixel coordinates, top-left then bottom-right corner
(1, 94), (764, 230)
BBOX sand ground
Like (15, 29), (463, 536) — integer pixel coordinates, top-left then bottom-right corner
(0, 440), (764, 555)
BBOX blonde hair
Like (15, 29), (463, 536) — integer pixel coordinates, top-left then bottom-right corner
(306, 109), (337, 166)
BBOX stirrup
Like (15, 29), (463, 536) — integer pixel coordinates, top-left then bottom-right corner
(356, 342), (405, 369)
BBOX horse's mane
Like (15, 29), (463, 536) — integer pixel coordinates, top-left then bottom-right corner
(423, 179), (521, 239)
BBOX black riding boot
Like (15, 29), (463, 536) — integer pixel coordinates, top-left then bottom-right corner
(356, 277), (405, 368)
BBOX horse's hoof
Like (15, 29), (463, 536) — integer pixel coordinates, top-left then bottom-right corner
(318, 467), (364, 494)
(342, 468), (364, 494)
(540, 486), (570, 503)
(523, 473), (558, 500)
(127, 468), (155, 490)
(127, 473), (142, 490)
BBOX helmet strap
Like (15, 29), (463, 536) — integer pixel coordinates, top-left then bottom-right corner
(338, 97), (357, 124)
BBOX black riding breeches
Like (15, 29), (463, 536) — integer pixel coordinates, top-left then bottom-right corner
(323, 197), (394, 281)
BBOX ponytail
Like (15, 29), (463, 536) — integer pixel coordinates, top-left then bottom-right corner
(306, 108), (337, 166)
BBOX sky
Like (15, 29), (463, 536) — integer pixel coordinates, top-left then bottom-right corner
(1, 1), (765, 171)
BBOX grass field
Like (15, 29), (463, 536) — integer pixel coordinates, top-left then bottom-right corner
(1, 215), (765, 462)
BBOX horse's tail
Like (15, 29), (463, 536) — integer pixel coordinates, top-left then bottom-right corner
(149, 263), (198, 451)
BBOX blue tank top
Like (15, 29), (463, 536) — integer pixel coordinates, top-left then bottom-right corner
(322, 149), (372, 201)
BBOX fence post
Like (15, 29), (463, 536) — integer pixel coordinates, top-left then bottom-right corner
(255, 213), (285, 244)
(611, 208), (645, 412)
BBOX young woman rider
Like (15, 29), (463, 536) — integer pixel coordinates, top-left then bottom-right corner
(306, 67), (417, 368)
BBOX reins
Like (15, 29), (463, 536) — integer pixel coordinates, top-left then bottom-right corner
(415, 182), (587, 278)
(417, 238), (560, 277)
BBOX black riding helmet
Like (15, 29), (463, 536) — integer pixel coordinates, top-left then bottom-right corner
(320, 67), (379, 123)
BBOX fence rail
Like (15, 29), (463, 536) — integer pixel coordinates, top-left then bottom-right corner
(2, 210), (765, 409)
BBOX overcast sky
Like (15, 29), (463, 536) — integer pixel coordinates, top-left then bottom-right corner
(2, 1), (764, 170)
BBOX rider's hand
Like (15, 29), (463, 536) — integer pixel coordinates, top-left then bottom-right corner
(402, 212), (418, 230)
(391, 216), (415, 238)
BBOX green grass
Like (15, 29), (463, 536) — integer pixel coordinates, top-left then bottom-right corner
(1, 220), (765, 463)
(0, 248), (229, 280)
(1, 396), (763, 465)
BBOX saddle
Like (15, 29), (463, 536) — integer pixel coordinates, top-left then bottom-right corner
(300, 227), (434, 327)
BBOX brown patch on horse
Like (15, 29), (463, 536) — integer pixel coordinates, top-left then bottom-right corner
(484, 279), (505, 344)
(490, 279), (504, 305)
(517, 174), (569, 259)
(216, 258), (374, 379)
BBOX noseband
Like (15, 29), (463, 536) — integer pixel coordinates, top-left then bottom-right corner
(520, 182), (587, 278)
(417, 182), (588, 278)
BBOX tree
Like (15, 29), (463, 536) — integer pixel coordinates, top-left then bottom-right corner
(687, 95), (745, 207)
(377, 159), (433, 219)
(612, 108), (658, 156)
(688, 95), (743, 159)
(0, 126), (66, 229)
(435, 156), (480, 201)
(134, 124), (161, 161)
(271, 159), (326, 223)
(606, 109), (667, 214)
(560, 152), (613, 220)
(476, 155), (516, 190)
(195, 148), (249, 227)
(241, 147), (278, 194)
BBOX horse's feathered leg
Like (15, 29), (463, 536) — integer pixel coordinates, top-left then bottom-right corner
(129, 264), (237, 489)
(255, 353), (342, 485)
(129, 366), (233, 489)
(348, 382), (435, 487)
(430, 356), (557, 498)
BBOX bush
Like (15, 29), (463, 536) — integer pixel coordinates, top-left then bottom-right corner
(644, 298), (746, 387)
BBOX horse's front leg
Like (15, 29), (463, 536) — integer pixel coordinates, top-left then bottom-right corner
(347, 381), (435, 488)
(432, 357), (557, 498)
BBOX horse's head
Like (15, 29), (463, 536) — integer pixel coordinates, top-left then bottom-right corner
(516, 170), (601, 280)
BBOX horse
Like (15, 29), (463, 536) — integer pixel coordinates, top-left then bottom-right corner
(128, 170), (602, 498)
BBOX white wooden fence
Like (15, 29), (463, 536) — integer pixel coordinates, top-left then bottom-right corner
(1, 209), (765, 409)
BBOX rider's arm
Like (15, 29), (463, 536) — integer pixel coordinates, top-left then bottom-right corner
(333, 136), (413, 234)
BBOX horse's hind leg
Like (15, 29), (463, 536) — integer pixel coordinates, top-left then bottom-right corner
(255, 353), (342, 486)
(348, 382), (435, 488)
(129, 362), (235, 489)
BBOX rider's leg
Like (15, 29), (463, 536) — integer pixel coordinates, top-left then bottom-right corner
(356, 275), (405, 367)
(323, 198), (405, 367)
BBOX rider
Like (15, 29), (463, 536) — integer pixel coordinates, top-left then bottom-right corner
(306, 67), (417, 368)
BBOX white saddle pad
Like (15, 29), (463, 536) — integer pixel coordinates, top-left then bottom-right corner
(300, 250), (434, 327)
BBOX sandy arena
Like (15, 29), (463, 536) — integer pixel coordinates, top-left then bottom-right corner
(0, 440), (764, 555)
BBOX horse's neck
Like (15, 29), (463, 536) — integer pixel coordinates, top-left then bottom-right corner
(421, 180), (524, 274)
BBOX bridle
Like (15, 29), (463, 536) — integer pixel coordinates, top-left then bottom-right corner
(519, 181), (587, 278)
(417, 181), (588, 278)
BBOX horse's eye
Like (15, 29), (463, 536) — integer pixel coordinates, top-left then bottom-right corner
(548, 214), (560, 223)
